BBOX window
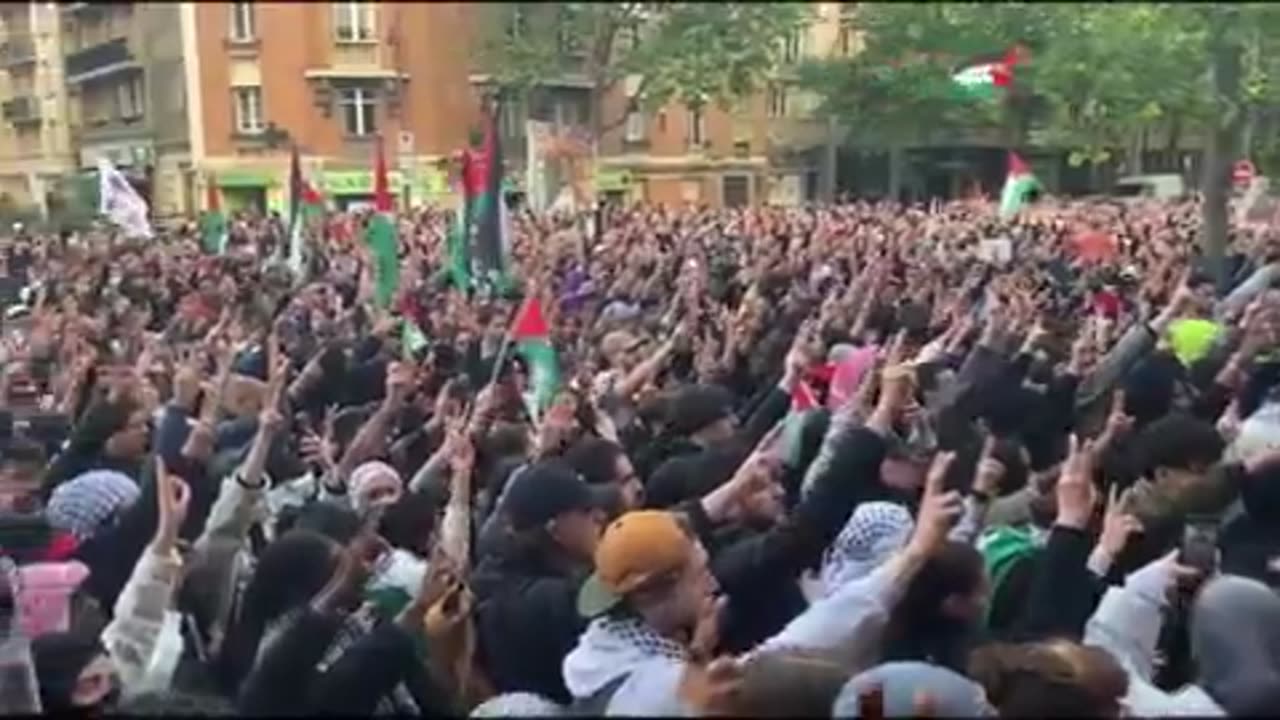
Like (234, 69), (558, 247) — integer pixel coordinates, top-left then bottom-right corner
(233, 86), (263, 134)
(229, 2), (255, 41)
(117, 76), (144, 120)
(767, 84), (788, 118)
(624, 109), (645, 142)
(687, 105), (705, 147)
(338, 86), (377, 136)
(499, 98), (523, 138)
(783, 30), (802, 63)
(333, 2), (374, 43)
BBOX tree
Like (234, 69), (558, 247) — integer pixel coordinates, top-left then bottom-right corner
(797, 3), (1057, 196)
(474, 3), (812, 140)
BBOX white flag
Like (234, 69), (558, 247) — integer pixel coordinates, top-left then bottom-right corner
(97, 157), (153, 239)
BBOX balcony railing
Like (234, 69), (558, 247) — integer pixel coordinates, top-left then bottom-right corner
(3, 96), (40, 124)
(0, 38), (35, 68)
(65, 37), (133, 81)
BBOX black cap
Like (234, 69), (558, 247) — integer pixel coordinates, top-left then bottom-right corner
(666, 384), (735, 436)
(504, 460), (600, 532)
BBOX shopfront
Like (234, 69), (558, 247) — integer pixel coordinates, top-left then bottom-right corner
(217, 171), (274, 215)
(594, 168), (634, 206)
(321, 167), (452, 210)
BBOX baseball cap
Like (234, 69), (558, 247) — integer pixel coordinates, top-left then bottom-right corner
(503, 460), (601, 532)
(577, 510), (695, 618)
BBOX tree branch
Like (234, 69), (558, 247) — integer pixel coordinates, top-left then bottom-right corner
(597, 74), (652, 137)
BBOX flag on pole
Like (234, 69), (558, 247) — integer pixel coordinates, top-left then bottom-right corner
(470, 99), (514, 294)
(445, 152), (471, 291)
(790, 381), (819, 412)
(200, 178), (228, 255)
(286, 146), (308, 276)
(366, 135), (400, 308)
(97, 157), (152, 239)
(401, 317), (430, 359)
(998, 152), (1040, 220)
(510, 297), (559, 421)
(952, 47), (1023, 100)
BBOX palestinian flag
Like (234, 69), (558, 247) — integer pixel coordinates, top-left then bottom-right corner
(510, 297), (559, 422)
(285, 146), (325, 276)
(952, 47), (1023, 100)
(401, 317), (430, 360)
(464, 100), (514, 295)
(999, 152), (1040, 220)
(790, 380), (819, 412)
(366, 135), (400, 308)
(445, 153), (471, 291)
(200, 177), (227, 255)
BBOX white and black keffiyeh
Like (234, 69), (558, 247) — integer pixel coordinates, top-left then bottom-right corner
(820, 502), (913, 597)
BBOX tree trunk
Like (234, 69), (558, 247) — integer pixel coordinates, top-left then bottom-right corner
(888, 143), (904, 202)
(822, 115), (838, 202)
(1167, 114), (1183, 171)
(1202, 11), (1246, 295)
(1128, 129), (1144, 175)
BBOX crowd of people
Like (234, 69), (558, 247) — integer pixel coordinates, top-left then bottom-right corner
(1, 191), (1280, 716)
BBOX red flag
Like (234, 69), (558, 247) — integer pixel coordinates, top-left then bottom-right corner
(791, 381), (818, 412)
(1008, 151), (1032, 177)
(511, 297), (550, 341)
(373, 134), (392, 213)
(206, 176), (220, 212)
(301, 180), (324, 206)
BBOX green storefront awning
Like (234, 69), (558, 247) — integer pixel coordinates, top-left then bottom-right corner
(595, 168), (633, 192)
(324, 170), (406, 195)
(217, 171), (275, 188)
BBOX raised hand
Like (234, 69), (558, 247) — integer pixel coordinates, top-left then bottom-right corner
(907, 451), (964, 556)
(1056, 435), (1100, 530)
(1092, 483), (1142, 569)
(154, 456), (192, 554)
(973, 435), (1007, 498)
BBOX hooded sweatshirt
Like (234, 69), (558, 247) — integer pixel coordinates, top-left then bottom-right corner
(1084, 554), (1225, 716)
(561, 554), (901, 716)
(1190, 575), (1280, 715)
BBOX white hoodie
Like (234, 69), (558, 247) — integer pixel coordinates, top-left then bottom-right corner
(561, 558), (901, 715)
(1084, 556), (1225, 717)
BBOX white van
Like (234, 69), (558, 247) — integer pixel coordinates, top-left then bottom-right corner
(1113, 174), (1187, 200)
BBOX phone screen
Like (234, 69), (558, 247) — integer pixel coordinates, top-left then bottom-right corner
(1180, 521), (1219, 574)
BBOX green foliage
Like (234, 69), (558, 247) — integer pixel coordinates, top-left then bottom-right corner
(475, 3), (811, 126)
(800, 3), (1280, 164)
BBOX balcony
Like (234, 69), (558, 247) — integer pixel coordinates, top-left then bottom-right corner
(65, 37), (139, 83)
(3, 96), (40, 125)
(0, 38), (35, 69)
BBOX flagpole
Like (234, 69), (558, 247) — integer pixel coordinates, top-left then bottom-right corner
(461, 297), (522, 428)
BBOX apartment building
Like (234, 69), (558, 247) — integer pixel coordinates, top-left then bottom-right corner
(468, 4), (772, 209)
(187, 1), (478, 214)
(60, 1), (191, 217)
(0, 2), (75, 215)
(762, 2), (858, 206)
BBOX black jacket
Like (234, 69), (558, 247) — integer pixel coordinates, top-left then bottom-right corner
(237, 607), (454, 716)
(471, 543), (590, 704)
(689, 424), (890, 653)
(645, 385), (790, 509)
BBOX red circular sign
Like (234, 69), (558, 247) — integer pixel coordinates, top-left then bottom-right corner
(1233, 159), (1256, 186)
